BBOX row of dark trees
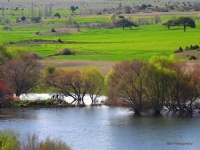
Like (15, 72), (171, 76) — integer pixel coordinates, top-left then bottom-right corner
(163, 16), (196, 32)
(107, 57), (200, 115)
(114, 16), (196, 31)
(64, 15), (195, 32)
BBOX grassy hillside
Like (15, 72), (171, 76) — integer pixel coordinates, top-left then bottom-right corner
(1, 20), (200, 61)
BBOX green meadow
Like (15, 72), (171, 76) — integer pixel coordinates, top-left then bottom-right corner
(1, 17), (200, 61)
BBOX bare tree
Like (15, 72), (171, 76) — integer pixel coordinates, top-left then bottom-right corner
(153, 15), (161, 24)
(2, 58), (40, 96)
(107, 59), (149, 115)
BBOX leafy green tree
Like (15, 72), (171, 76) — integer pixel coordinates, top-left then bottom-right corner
(163, 19), (179, 30)
(114, 19), (139, 30)
(70, 6), (78, 14)
(0, 43), (12, 63)
(177, 17), (196, 32)
(8, 46), (28, 59)
(82, 68), (104, 104)
(144, 57), (175, 115)
(163, 17), (196, 31)
(21, 16), (26, 21)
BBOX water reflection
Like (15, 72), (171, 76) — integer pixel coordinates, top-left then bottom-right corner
(1, 106), (200, 150)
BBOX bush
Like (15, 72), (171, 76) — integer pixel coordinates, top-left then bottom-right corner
(55, 48), (75, 55)
(96, 12), (102, 15)
(0, 82), (13, 107)
(21, 16), (26, 21)
(0, 129), (20, 150)
(2, 25), (11, 30)
(174, 46), (183, 53)
(39, 137), (71, 150)
(54, 13), (61, 18)
(35, 31), (41, 35)
(24, 52), (41, 60)
(51, 28), (56, 32)
(21, 132), (40, 150)
(0, 130), (71, 150)
(118, 15), (124, 18)
(45, 66), (56, 74)
(189, 55), (197, 60)
(185, 46), (190, 51)
(179, 46), (183, 51)
(58, 38), (63, 43)
(31, 17), (41, 22)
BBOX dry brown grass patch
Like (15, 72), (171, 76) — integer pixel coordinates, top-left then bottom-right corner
(38, 58), (115, 76)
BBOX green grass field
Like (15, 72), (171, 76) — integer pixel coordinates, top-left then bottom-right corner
(1, 18), (200, 61)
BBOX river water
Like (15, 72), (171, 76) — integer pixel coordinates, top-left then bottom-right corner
(1, 106), (200, 150)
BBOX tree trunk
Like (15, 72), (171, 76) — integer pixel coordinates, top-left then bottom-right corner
(154, 109), (161, 115)
(134, 108), (141, 115)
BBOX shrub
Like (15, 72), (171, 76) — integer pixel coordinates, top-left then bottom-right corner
(179, 46), (183, 51)
(45, 66), (56, 74)
(0, 81), (13, 107)
(54, 13), (61, 18)
(31, 17), (41, 23)
(58, 38), (63, 43)
(193, 45), (199, 49)
(185, 46), (190, 51)
(189, 55), (197, 60)
(21, 16), (26, 21)
(20, 132), (40, 150)
(55, 48), (74, 55)
(39, 137), (71, 150)
(35, 31), (41, 35)
(45, 99), (54, 105)
(190, 45), (198, 50)
(96, 12), (102, 15)
(2, 25), (11, 30)
(0, 130), (71, 150)
(118, 15), (124, 18)
(51, 28), (56, 32)
(174, 46), (183, 53)
(24, 52), (41, 60)
(0, 129), (20, 150)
